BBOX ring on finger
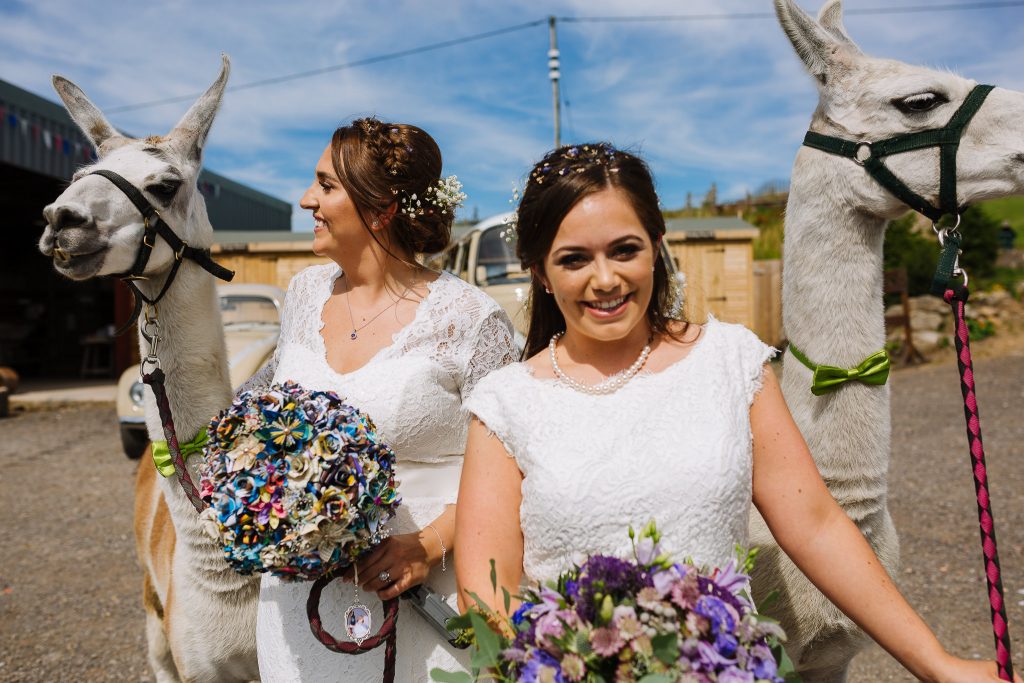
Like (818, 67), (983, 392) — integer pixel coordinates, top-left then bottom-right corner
(378, 570), (391, 584)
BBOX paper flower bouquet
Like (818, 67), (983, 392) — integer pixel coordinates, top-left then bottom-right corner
(435, 522), (793, 683)
(198, 381), (401, 581)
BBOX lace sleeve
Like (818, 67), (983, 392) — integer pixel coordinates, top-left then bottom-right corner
(461, 307), (517, 399)
(462, 366), (524, 466)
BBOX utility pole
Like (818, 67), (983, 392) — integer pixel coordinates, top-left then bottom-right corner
(548, 16), (561, 148)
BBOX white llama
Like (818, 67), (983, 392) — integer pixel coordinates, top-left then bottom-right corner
(749, 1), (1024, 681)
(39, 57), (260, 682)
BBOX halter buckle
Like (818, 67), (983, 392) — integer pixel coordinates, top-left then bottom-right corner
(175, 241), (189, 262)
(853, 141), (873, 166)
(933, 214), (963, 247)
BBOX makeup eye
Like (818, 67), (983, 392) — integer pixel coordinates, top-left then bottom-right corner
(557, 253), (587, 268)
(319, 182), (332, 193)
(613, 244), (642, 258)
(893, 91), (949, 114)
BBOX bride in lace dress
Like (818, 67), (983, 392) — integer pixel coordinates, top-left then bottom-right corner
(248, 118), (516, 682)
(457, 144), (1015, 682)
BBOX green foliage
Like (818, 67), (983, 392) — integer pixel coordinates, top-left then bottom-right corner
(883, 213), (938, 296)
(966, 317), (996, 340)
(978, 196), (1024, 248)
(883, 206), (1002, 296)
(957, 206), (1001, 281)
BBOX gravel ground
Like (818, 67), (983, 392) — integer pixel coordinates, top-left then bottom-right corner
(1, 348), (1022, 682)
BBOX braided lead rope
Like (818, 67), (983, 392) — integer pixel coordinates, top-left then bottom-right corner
(944, 286), (1014, 681)
(142, 368), (206, 512)
(307, 574), (398, 683)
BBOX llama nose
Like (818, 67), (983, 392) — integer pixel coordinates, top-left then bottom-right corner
(45, 204), (90, 232)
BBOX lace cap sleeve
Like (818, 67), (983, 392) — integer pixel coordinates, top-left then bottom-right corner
(462, 365), (526, 468)
(716, 320), (777, 406)
(461, 306), (517, 399)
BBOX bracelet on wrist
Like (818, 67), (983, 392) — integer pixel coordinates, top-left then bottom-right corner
(424, 523), (446, 572)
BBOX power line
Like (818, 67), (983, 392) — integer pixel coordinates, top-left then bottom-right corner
(103, 2), (1022, 114)
(558, 1), (1024, 23)
(106, 18), (547, 114)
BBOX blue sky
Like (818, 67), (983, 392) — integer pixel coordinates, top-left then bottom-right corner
(3, 0), (1024, 231)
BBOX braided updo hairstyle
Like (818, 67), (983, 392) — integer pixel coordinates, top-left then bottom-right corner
(516, 143), (679, 359)
(329, 117), (451, 257)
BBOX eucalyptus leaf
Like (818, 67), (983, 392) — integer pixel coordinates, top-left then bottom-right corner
(468, 611), (502, 669)
(429, 668), (474, 683)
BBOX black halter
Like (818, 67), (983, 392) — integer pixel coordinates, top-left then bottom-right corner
(86, 169), (235, 334)
(802, 84), (995, 223)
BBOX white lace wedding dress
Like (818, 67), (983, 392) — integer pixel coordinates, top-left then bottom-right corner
(247, 263), (516, 682)
(463, 318), (775, 582)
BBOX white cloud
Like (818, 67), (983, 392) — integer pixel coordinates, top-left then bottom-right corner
(4, 0), (1022, 224)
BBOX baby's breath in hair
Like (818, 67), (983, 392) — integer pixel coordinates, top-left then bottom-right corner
(399, 175), (466, 219)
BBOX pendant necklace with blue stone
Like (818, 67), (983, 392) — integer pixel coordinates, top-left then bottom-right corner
(343, 273), (411, 340)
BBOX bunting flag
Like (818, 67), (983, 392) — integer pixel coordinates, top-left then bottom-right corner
(0, 103), (91, 158)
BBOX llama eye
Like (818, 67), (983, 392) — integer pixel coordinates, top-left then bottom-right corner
(146, 179), (182, 203)
(893, 92), (949, 114)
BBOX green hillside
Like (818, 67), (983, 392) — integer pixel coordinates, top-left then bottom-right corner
(978, 196), (1024, 247)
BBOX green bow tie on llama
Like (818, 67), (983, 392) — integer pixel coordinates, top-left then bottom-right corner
(152, 431), (209, 478)
(788, 344), (891, 396)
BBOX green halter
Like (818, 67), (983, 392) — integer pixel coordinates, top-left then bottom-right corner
(803, 84), (995, 223)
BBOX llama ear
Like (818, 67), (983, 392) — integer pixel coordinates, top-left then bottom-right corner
(817, 0), (860, 50)
(774, 0), (849, 81)
(169, 54), (230, 162)
(52, 75), (122, 150)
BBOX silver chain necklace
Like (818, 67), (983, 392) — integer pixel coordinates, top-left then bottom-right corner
(548, 332), (652, 395)
(343, 274), (412, 340)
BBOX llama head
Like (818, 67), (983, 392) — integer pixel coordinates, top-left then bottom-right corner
(775, 0), (1024, 219)
(40, 56), (230, 280)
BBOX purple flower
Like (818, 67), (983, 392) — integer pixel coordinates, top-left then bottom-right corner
(711, 560), (750, 595)
(518, 649), (566, 683)
(695, 639), (737, 672)
(717, 668), (755, 683)
(535, 611), (566, 653)
(635, 536), (658, 565)
(749, 643), (779, 681)
(576, 555), (649, 622)
(695, 595), (739, 639)
(512, 601), (535, 626)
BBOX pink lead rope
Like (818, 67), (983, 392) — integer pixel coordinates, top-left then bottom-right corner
(944, 285), (1014, 681)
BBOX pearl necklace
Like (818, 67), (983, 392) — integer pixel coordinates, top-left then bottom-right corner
(548, 332), (652, 395)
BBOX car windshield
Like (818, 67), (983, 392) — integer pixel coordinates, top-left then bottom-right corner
(477, 226), (529, 284)
(220, 295), (279, 326)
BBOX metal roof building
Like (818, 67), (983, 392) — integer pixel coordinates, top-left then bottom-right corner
(0, 77), (291, 231)
(0, 77), (291, 379)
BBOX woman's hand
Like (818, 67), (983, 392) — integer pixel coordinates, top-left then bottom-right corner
(928, 655), (1022, 683)
(350, 531), (439, 601)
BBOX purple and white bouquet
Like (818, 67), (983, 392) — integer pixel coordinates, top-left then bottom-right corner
(435, 522), (793, 683)
(198, 381), (401, 581)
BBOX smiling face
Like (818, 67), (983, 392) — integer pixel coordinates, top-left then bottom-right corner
(301, 144), (371, 259)
(539, 187), (657, 343)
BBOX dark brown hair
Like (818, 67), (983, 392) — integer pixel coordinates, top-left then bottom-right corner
(516, 143), (678, 359)
(330, 117), (451, 257)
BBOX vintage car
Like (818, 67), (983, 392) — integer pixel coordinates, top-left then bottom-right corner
(116, 283), (285, 458)
(428, 212), (684, 342)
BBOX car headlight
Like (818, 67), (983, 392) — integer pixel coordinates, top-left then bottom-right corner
(129, 380), (146, 408)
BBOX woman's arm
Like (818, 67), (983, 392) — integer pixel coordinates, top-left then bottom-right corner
(751, 366), (1017, 683)
(454, 417), (525, 615)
